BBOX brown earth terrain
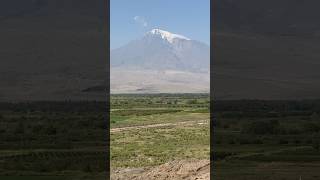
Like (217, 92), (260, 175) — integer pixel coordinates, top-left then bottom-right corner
(111, 159), (210, 180)
(110, 119), (208, 133)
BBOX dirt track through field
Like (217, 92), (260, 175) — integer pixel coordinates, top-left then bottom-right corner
(110, 119), (209, 133)
(111, 119), (210, 179)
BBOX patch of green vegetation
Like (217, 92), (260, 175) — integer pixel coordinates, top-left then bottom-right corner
(110, 94), (210, 168)
(111, 125), (209, 167)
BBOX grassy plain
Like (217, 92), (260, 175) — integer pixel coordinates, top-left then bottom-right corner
(110, 94), (210, 169)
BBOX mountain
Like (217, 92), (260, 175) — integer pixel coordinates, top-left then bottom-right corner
(111, 29), (209, 72)
(110, 29), (210, 93)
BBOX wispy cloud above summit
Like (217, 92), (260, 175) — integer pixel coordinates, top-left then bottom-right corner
(133, 16), (148, 27)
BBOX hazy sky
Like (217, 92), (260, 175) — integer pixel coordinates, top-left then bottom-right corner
(111, 0), (210, 49)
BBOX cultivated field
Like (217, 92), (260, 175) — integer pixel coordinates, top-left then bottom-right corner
(110, 94), (210, 179)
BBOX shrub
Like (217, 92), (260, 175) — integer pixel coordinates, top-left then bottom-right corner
(187, 99), (197, 104)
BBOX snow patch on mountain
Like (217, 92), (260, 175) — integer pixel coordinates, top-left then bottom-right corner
(147, 29), (190, 43)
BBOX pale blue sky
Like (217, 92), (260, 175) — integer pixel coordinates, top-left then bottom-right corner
(111, 0), (210, 49)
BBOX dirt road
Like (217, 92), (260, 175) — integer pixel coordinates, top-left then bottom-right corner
(110, 119), (209, 133)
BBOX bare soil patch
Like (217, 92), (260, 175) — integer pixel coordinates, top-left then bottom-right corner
(111, 159), (210, 180)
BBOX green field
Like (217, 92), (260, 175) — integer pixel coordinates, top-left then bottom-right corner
(213, 100), (320, 179)
(4, 96), (320, 179)
(110, 94), (210, 170)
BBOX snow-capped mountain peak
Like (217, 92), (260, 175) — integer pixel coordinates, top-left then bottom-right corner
(146, 29), (190, 43)
(111, 28), (209, 93)
(111, 29), (209, 72)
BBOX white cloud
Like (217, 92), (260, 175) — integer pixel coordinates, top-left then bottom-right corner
(133, 16), (148, 27)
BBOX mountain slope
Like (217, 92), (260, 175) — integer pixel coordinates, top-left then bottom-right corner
(111, 29), (210, 72)
(111, 29), (210, 93)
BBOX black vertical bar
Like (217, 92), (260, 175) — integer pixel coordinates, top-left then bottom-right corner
(105, 0), (110, 179)
(210, 0), (215, 179)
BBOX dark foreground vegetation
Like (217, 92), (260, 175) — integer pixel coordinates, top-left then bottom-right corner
(213, 100), (320, 180)
(0, 101), (108, 180)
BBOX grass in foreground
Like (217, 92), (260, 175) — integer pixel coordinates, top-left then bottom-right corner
(110, 94), (210, 168)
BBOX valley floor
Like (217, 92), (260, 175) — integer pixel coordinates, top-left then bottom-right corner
(110, 94), (210, 180)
